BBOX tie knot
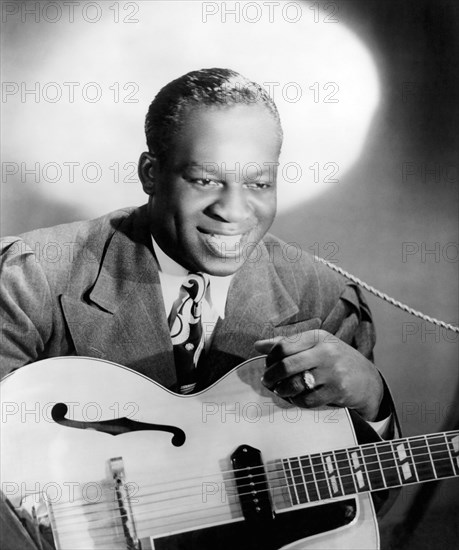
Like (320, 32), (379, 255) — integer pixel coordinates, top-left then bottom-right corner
(183, 272), (209, 303)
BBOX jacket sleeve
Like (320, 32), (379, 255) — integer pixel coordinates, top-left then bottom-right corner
(319, 281), (401, 515)
(0, 238), (54, 379)
(320, 282), (400, 439)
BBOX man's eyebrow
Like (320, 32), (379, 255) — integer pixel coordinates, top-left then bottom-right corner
(177, 161), (203, 170)
(180, 161), (200, 168)
(177, 161), (278, 179)
(178, 161), (220, 174)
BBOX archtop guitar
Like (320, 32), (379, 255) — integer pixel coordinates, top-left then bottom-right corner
(1, 356), (458, 549)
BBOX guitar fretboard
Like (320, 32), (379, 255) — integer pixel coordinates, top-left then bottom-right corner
(278, 431), (459, 506)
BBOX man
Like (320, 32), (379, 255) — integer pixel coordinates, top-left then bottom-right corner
(0, 68), (395, 548)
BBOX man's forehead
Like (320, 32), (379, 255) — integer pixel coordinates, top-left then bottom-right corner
(173, 105), (281, 151)
(181, 102), (276, 125)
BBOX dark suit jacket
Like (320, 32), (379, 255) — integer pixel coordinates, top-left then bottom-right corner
(0, 205), (376, 386)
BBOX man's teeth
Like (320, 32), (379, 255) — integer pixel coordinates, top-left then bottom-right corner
(206, 233), (243, 255)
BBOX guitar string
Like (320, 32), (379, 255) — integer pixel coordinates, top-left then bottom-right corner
(49, 464), (459, 538)
(53, 465), (459, 542)
(53, 465), (459, 541)
(46, 436), (458, 521)
(50, 460), (459, 539)
(44, 442), (458, 529)
(47, 431), (459, 512)
(47, 452), (455, 527)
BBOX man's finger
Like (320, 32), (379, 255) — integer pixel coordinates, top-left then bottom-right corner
(262, 353), (307, 388)
(271, 369), (320, 398)
(255, 330), (323, 361)
(262, 344), (325, 387)
(253, 336), (284, 354)
(289, 386), (331, 409)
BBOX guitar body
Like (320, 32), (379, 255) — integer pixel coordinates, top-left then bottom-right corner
(1, 357), (379, 550)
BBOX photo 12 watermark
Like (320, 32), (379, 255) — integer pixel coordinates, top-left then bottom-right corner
(1, 399), (140, 424)
(1, 1), (140, 24)
(401, 162), (457, 185)
(201, 1), (340, 24)
(1, 161), (139, 185)
(401, 242), (458, 264)
(1, 479), (140, 505)
(2, 81), (140, 103)
(201, 400), (341, 424)
(401, 401), (454, 425)
(401, 322), (458, 344)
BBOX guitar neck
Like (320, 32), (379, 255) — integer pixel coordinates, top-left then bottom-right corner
(279, 430), (459, 507)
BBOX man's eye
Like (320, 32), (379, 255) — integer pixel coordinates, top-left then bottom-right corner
(197, 178), (217, 186)
(185, 176), (219, 187)
(245, 181), (272, 190)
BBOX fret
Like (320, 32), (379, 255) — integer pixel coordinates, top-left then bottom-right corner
(359, 445), (372, 489)
(409, 436), (436, 481)
(282, 430), (459, 509)
(392, 439), (418, 484)
(320, 453), (333, 497)
(445, 432), (459, 475)
(295, 456), (311, 503)
(427, 434), (455, 479)
(335, 449), (357, 495)
(408, 442), (420, 483)
(289, 457), (308, 504)
(300, 455), (319, 502)
(376, 442), (400, 488)
(311, 453), (332, 500)
(346, 448), (358, 492)
(362, 444), (386, 490)
(425, 435), (438, 478)
(323, 451), (344, 497)
(282, 459), (298, 506)
(398, 439), (419, 484)
(347, 447), (370, 492)
(332, 450), (346, 495)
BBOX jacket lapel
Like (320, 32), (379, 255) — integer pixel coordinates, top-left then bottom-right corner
(201, 241), (301, 385)
(61, 206), (177, 388)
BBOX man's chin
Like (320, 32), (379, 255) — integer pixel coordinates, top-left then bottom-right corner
(198, 256), (245, 277)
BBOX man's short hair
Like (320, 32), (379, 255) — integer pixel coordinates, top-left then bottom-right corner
(145, 68), (283, 166)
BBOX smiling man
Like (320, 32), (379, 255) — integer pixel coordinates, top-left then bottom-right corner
(1, 68), (393, 418)
(0, 68), (395, 548)
(134, 68), (390, 421)
(141, 103), (279, 277)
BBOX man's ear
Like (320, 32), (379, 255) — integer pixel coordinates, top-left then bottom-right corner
(138, 152), (159, 195)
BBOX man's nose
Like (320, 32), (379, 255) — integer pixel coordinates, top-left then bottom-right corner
(207, 186), (252, 224)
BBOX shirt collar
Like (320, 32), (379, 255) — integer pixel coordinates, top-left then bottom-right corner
(151, 235), (233, 318)
(152, 235), (188, 278)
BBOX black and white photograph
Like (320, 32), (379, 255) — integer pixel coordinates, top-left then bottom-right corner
(1, 1), (458, 549)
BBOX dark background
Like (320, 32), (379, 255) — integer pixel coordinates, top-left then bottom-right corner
(273, 1), (459, 548)
(1, 1), (458, 548)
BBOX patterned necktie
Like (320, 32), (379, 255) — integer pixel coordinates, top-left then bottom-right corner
(169, 273), (209, 394)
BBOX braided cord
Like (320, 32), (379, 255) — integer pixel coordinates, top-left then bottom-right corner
(315, 256), (459, 333)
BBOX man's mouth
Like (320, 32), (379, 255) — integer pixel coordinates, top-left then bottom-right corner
(200, 231), (246, 258)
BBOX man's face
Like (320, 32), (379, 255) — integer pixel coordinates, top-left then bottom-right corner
(145, 104), (281, 276)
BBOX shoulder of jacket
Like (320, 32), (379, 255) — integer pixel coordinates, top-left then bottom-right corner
(262, 232), (345, 283)
(0, 206), (140, 282)
(1, 207), (135, 253)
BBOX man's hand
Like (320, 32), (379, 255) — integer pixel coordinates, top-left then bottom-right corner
(254, 330), (384, 421)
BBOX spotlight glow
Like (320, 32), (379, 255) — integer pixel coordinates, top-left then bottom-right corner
(1, 1), (380, 216)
